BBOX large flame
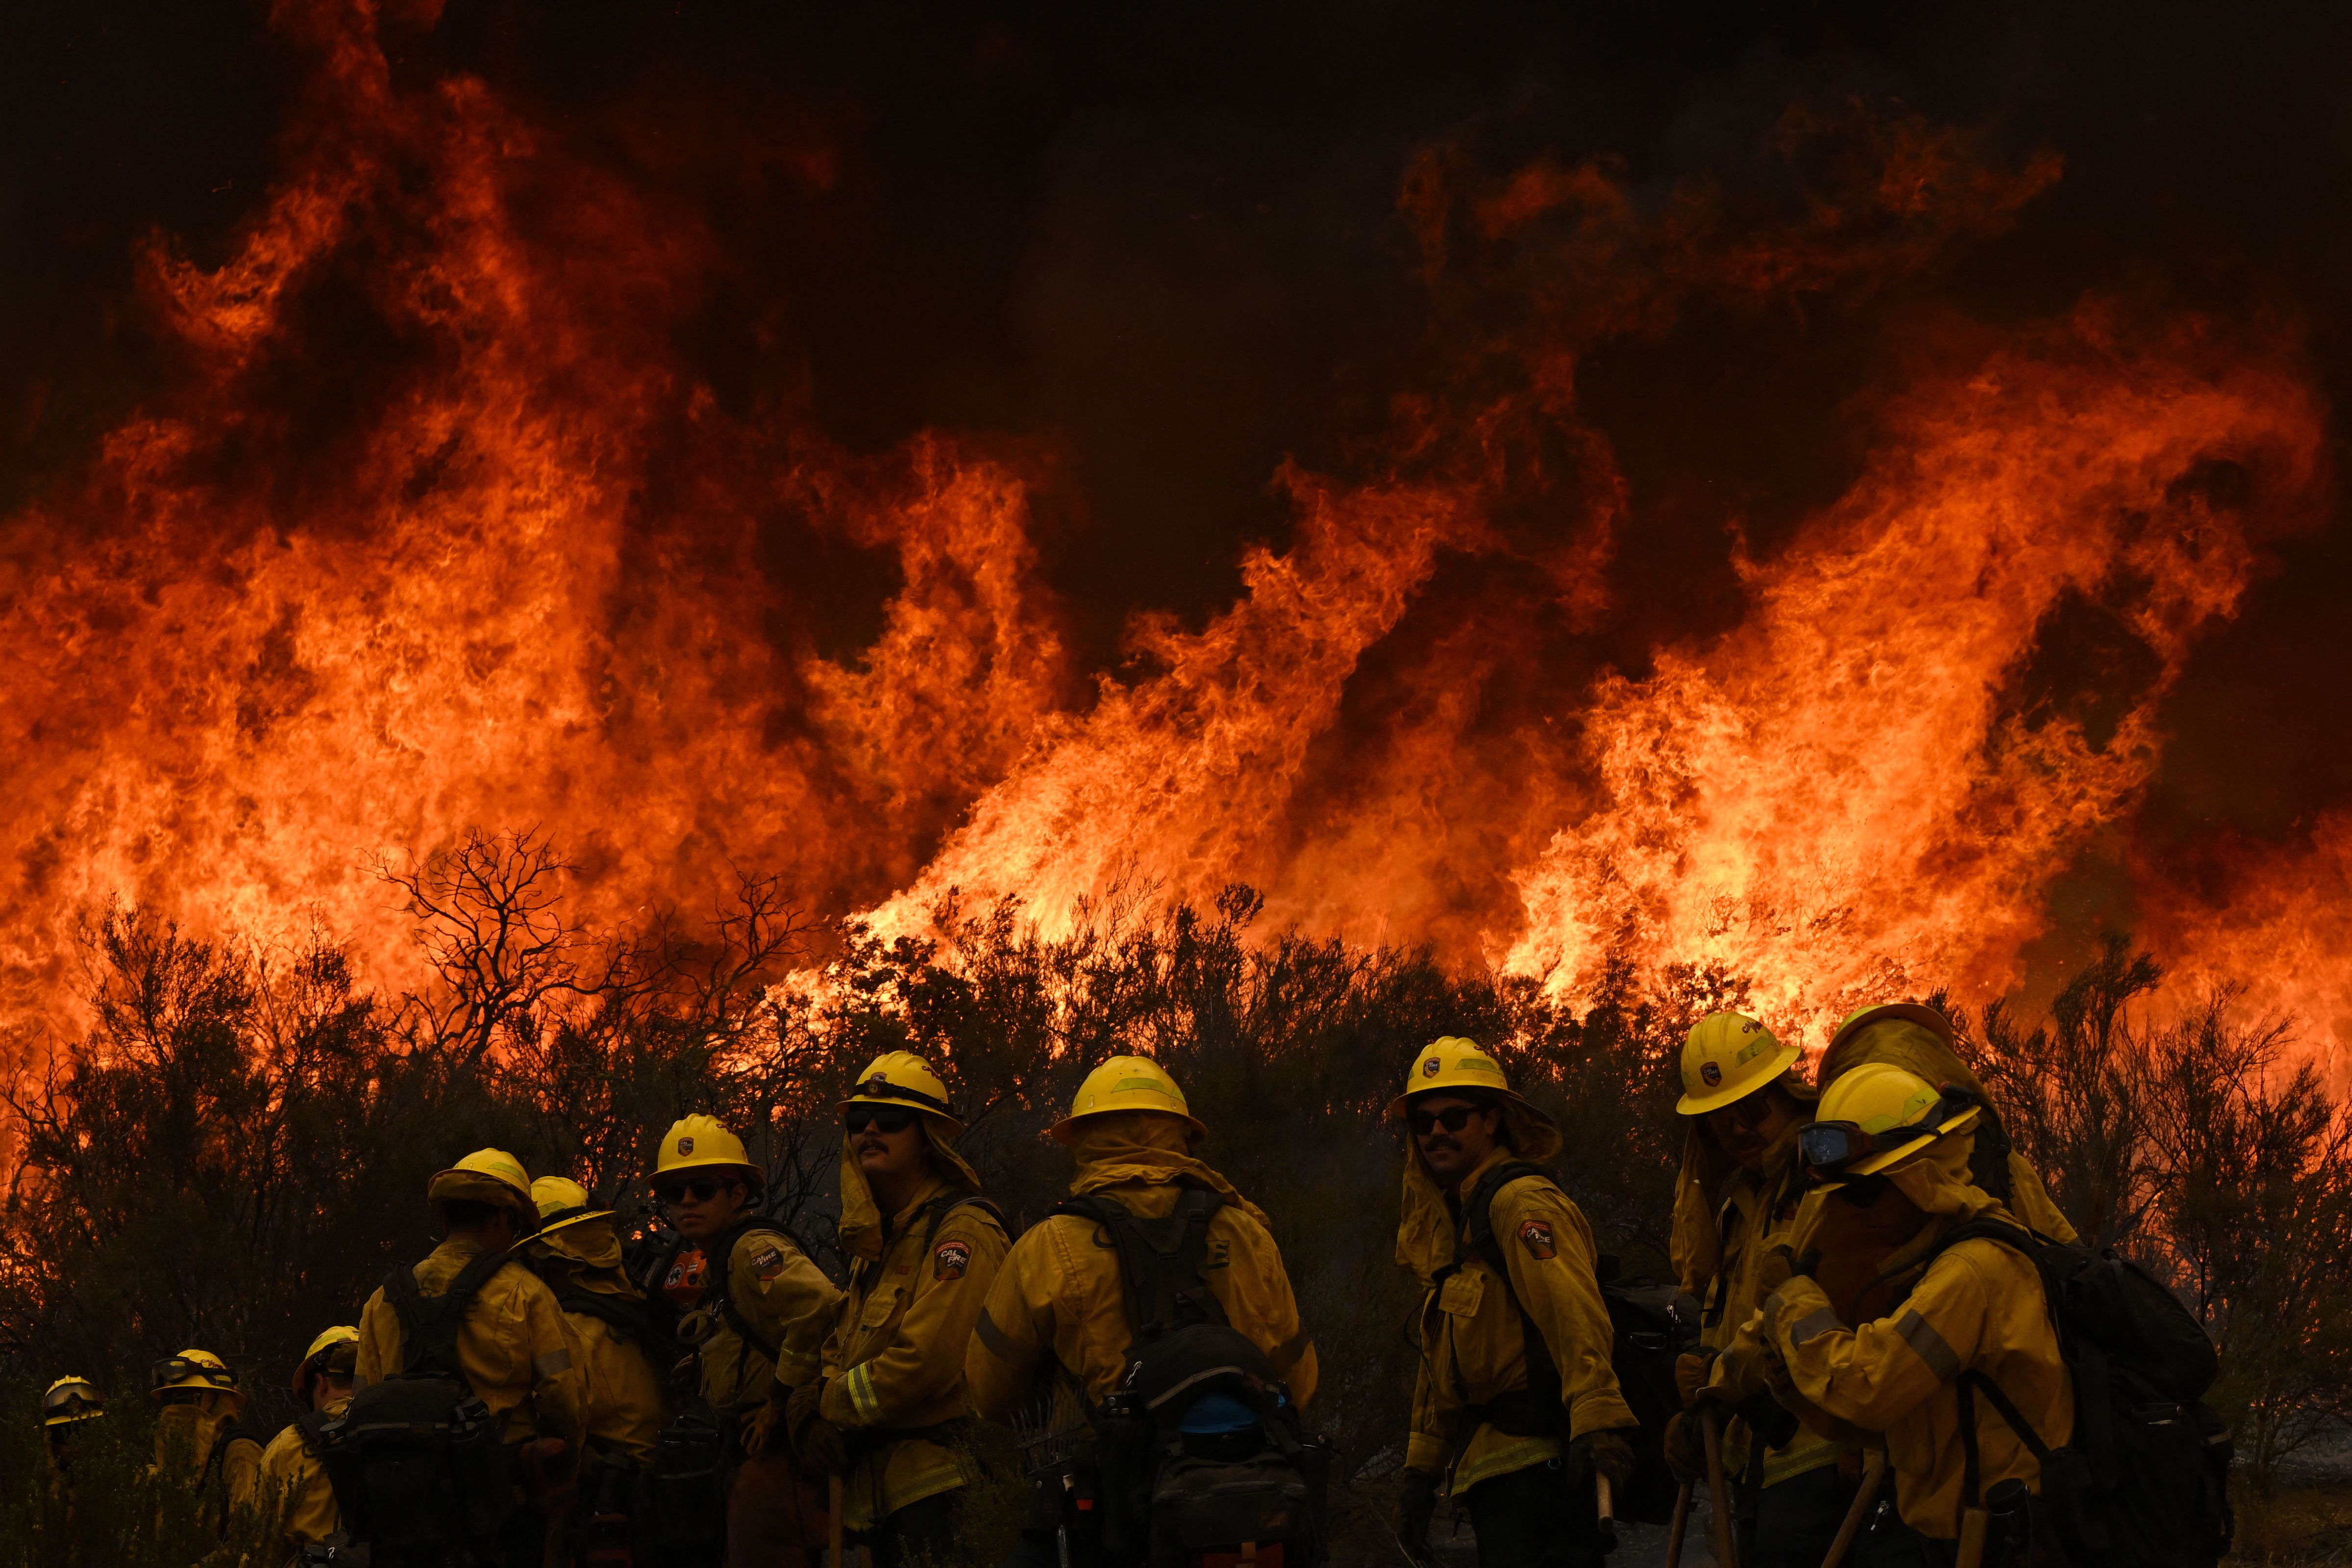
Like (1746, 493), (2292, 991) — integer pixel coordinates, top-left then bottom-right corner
(0, 3), (2336, 1075)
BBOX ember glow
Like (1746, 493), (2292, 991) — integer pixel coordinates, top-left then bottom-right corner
(0, 3), (2339, 1072)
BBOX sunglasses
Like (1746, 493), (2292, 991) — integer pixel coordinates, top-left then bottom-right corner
(844, 1106), (918, 1136)
(655, 1177), (730, 1205)
(150, 1357), (238, 1391)
(1409, 1105), (1485, 1137)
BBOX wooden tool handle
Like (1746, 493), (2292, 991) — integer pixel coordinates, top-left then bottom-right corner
(1818, 1446), (1888, 1568)
(1701, 1406), (1740, 1568)
(1663, 1480), (1694, 1568)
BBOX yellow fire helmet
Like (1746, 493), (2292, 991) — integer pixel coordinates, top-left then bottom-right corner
(1383, 1037), (1542, 1122)
(149, 1348), (243, 1409)
(1050, 1055), (1207, 1146)
(1804, 1062), (1983, 1180)
(1828, 1002), (1956, 1056)
(1676, 1011), (1804, 1116)
(41, 1377), (102, 1428)
(653, 1114), (763, 1189)
(841, 1051), (964, 1137)
(292, 1325), (360, 1396)
(425, 1148), (537, 1226)
(531, 1176), (613, 1240)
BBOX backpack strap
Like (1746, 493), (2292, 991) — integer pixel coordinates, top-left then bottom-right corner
(528, 1255), (673, 1363)
(293, 1407), (337, 1459)
(1449, 1161), (1567, 1422)
(1956, 1369), (2056, 1508)
(920, 1193), (1009, 1252)
(384, 1246), (518, 1386)
(1055, 1187), (1228, 1349)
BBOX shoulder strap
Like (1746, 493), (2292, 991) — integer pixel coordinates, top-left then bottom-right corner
(1956, 1368), (2056, 1508)
(528, 1256), (670, 1359)
(385, 1247), (518, 1383)
(1454, 1161), (1566, 1399)
(1055, 1187), (1227, 1350)
(293, 1407), (336, 1459)
(920, 1193), (1009, 1252)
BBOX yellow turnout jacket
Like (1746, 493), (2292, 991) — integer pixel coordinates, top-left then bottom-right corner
(354, 1237), (586, 1449)
(1402, 1145), (1638, 1494)
(1685, 1117), (1846, 1488)
(668, 1222), (840, 1421)
(1763, 1133), (2076, 1539)
(257, 1394), (348, 1556)
(967, 1114), (1317, 1423)
(530, 1222), (667, 1464)
(820, 1172), (1010, 1530)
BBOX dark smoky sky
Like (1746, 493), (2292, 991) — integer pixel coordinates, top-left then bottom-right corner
(4, 1), (2350, 933)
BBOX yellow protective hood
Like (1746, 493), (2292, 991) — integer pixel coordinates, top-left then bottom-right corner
(152, 1398), (237, 1477)
(1821, 1021), (2078, 1244)
(1066, 1111), (1270, 1228)
(838, 1112), (984, 1262)
(1394, 1098), (1564, 1285)
(1669, 1068), (1817, 1295)
(533, 1216), (625, 1272)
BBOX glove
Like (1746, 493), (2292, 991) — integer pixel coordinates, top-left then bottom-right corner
(1758, 1242), (1825, 1296)
(1571, 1429), (1637, 1493)
(742, 1396), (784, 1459)
(1738, 1389), (1802, 1452)
(1396, 1467), (1438, 1564)
(1663, 1410), (1706, 1483)
(786, 1378), (848, 1473)
(1674, 1349), (1713, 1409)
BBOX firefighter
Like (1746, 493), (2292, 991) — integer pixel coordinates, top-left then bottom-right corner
(41, 1376), (102, 1474)
(784, 1052), (1008, 1568)
(255, 1325), (359, 1560)
(149, 1347), (264, 1528)
(967, 1054), (1318, 1568)
(1760, 1062), (2076, 1561)
(525, 1176), (666, 1566)
(1663, 1012), (1856, 1568)
(1390, 1038), (1638, 1568)
(354, 1147), (586, 1565)
(645, 1114), (840, 1568)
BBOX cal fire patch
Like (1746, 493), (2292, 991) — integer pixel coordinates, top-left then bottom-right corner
(752, 1244), (787, 1281)
(934, 1240), (972, 1281)
(1517, 1218), (1557, 1260)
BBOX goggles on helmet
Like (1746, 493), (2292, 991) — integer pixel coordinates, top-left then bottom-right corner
(43, 1382), (101, 1421)
(150, 1356), (238, 1393)
(1799, 1089), (1975, 1179)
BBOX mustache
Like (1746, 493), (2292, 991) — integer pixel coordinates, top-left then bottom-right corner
(1421, 1137), (1461, 1153)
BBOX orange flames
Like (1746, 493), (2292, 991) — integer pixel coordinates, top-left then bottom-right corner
(0, 2), (2337, 1075)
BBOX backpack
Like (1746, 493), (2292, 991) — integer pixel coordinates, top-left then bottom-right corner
(317, 1248), (522, 1560)
(1920, 1219), (2233, 1568)
(1448, 1161), (1695, 1526)
(1057, 1187), (1332, 1568)
(526, 1253), (676, 1369)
